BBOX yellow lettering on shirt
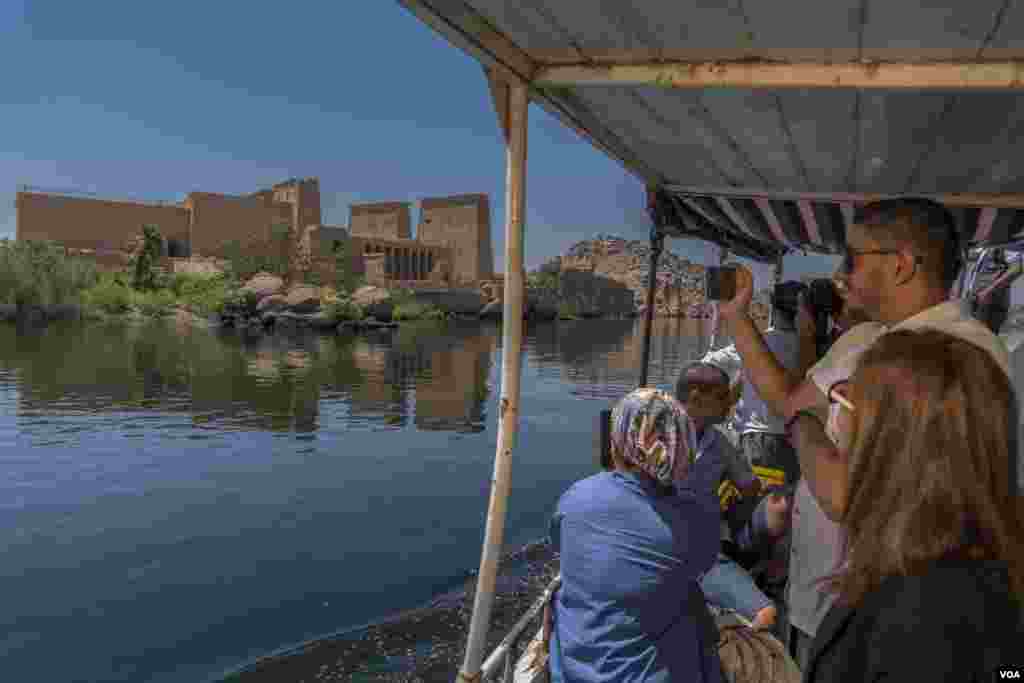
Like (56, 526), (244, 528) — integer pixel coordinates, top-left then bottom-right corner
(753, 465), (785, 488)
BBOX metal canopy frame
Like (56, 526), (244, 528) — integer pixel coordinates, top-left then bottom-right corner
(399, 1), (1024, 265)
(393, 3), (1024, 681)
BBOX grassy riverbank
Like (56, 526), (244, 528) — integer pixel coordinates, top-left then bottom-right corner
(81, 271), (234, 320)
(0, 239), (99, 311)
(0, 239), (454, 326)
(0, 239), (232, 322)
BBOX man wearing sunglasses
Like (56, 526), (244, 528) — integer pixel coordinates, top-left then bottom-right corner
(715, 197), (1012, 670)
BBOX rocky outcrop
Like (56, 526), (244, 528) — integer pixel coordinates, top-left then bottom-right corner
(240, 272), (284, 300)
(527, 296), (558, 321)
(539, 235), (774, 325)
(272, 311), (340, 332)
(478, 300), (502, 321)
(337, 319), (399, 333)
(221, 275), (339, 334)
(255, 294), (288, 313)
(352, 286), (395, 322)
(559, 236), (710, 317)
(284, 285), (321, 314)
(410, 289), (486, 316)
(558, 270), (635, 318)
(476, 295), (558, 321)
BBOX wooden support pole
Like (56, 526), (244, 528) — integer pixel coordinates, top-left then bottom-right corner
(639, 228), (665, 388)
(708, 247), (730, 352)
(457, 79), (529, 683)
(536, 59), (1024, 91)
(770, 252), (784, 328)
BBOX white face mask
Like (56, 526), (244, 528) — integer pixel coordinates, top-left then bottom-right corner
(826, 399), (856, 454)
(825, 402), (844, 447)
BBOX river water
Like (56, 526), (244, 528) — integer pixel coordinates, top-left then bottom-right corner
(0, 317), (717, 683)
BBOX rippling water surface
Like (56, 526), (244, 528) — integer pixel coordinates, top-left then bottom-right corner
(0, 317), (717, 682)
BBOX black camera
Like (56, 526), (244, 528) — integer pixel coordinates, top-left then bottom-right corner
(705, 265), (739, 301)
(771, 278), (841, 357)
(806, 278), (841, 319)
(597, 408), (613, 470)
(770, 281), (807, 317)
(805, 278), (842, 357)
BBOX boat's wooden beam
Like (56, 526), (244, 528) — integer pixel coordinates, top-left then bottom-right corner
(483, 66), (512, 145)
(397, 0), (535, 84)
(398, 0), (665, 186)
(535, 60), (1024, 91)
(665, 185), (1024, 210)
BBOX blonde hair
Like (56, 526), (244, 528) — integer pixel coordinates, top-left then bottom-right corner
(831, 329), (1024, 606)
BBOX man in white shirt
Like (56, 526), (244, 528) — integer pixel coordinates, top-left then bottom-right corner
(715, 198), (1012, 669)
(702, 281), (814, 492)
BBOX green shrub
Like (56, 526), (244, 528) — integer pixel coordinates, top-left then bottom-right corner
(332, 235), (363, 294)
(81, 275), (135, 314)
(134, 288), (176, 317)
(0, 239), (98, 307)
(325, 297), (364, 322)
(387, 287), (416, 306)
(180, 276), (233, 317)
(393, 301), (445, 321)
(131, 224), (164, 291)
(528, 270), (560, 294)
(528, 258), (561, 296)
(558, 301), (578, 320)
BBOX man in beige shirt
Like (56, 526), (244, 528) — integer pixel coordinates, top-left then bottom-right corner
(715, 198), (1012, 669)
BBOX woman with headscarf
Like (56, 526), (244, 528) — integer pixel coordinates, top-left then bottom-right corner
(548, 388), (722, 682)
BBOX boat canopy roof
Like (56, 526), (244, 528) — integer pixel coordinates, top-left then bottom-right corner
(400, 0), (1024, 262)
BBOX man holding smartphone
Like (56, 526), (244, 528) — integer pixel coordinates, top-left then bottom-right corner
(702, 281), (816, 492)
(710, 198), (1011, 670)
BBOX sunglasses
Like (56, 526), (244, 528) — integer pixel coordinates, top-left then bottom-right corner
(827, 380), (855, 412)
(683, 379), (730, 398)
(839, 246), (900, 274)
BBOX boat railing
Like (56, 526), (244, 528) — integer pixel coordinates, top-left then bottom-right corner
(475, 575), (561, 683)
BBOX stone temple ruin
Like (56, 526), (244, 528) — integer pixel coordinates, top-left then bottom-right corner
(348, 194), (494, 288)
(14, 178), (495, 289)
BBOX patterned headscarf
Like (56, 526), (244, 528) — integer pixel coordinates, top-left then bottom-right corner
(610, 387), (696, 487)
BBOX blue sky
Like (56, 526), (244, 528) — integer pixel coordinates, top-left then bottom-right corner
(0, 1), (854, 290)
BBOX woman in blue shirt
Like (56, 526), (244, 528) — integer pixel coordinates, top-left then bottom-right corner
(549, 388), (722, 682)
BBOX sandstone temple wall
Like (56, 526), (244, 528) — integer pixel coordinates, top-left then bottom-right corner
(418, 194), (493, 285)
(349, 202), (412, 241)
(184, 192), (293, 257)
(358, 236), (451, 287)
(15, 192), (190, 253)
(16, 179), (497, 291)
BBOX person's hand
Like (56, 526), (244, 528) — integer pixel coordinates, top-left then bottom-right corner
(716, 265), (754, 320)
(796, 291), (815, 339)
(765, 492), (791, 536)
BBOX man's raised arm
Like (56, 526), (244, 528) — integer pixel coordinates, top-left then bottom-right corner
(716, 266), (822, 420)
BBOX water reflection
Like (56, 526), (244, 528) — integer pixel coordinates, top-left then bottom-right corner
(527, 317), (717, 399)
(0, 320), (497, 435)
(0, 317), (721, 683)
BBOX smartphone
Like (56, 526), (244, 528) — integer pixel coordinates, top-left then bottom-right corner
(705, 265), (738, 301)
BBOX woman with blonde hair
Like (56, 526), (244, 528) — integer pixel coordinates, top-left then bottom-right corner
(797, 329), (1024, 682)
